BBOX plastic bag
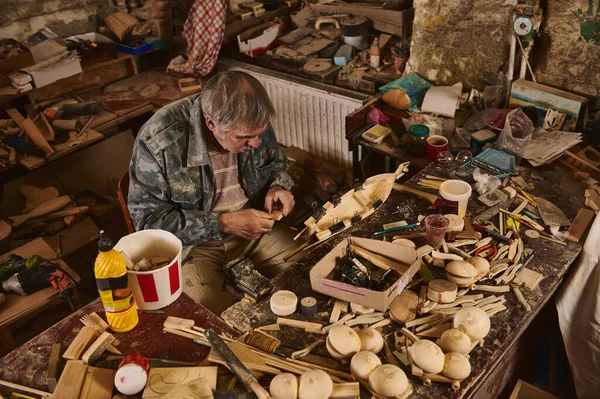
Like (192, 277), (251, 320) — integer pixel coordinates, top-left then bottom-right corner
(367, 108), (390, 126)
(494, 108), (533, 164)
(473, 167), (501, 195)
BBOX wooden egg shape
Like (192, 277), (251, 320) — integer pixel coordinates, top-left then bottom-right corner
(270, 373), (298, 399)
(446, 272), (477, 287)
(442, 352), (471, 380)
(467, 256), (490, 277)
(439, 328), (472, 354)
(358, 328), (384, 354)
(392, 238), (416, 248)
(328, 325), (362, 357)
(446, 260), (478, 278)
(350, 351), (382, 380)
(368, 364), (409, 397)
(298, 369), (333, 399)
(454, 306), (491, 341)
(410, 339), (444, 375)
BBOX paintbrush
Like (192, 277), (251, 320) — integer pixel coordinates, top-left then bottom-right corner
(373, 222), (421, 236)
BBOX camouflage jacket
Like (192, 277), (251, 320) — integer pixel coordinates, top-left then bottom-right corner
(127, 94), (293, 246)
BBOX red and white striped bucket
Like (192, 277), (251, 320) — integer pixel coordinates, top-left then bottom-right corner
(114, 229), (183, 310)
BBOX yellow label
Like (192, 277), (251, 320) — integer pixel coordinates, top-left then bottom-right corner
(99, 290), (135, 312)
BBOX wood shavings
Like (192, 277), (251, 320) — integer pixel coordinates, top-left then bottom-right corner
(512, 285), (531, 311)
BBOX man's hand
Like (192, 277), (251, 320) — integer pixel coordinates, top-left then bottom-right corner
(219, 209), (275, 240)
(264, 186), (295, 216)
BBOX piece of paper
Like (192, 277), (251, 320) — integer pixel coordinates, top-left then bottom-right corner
(421, 83), (463, 118)
(524, 128), (582, 166)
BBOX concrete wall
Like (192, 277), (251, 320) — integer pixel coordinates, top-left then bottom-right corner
(535, 0), (600, 102)
(0, 0), (112, 42)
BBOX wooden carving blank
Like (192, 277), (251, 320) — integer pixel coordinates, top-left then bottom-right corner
(63, 326), (97, 360)
(82, 331), (115, 365)
(390, 289), (419, 323)
(567, 208), (595, 243)
(6, 108), (54, 155)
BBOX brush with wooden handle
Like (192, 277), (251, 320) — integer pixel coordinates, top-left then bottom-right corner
(204, 329), (271, 399)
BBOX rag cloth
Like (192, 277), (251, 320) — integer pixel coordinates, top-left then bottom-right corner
(168, 0), (227, 76)
(556, 212), (600, 399)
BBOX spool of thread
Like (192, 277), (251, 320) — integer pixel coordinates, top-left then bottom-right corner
(114, 354), (149, 395)
(300, 297), (317, 317)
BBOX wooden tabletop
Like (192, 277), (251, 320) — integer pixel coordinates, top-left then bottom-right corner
(0, 293), (237, 394)
(222, 161), (585, 398)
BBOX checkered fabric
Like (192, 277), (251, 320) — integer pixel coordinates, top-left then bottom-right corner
(170, 0), (227, 76)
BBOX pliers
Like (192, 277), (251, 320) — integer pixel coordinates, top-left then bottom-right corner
(474, 243), (498, 259)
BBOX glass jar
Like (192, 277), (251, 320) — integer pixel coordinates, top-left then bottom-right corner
(407, 124), (430, 157)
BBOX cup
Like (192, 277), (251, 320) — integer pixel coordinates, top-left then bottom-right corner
(439, 180), (472, 218)
(424, 214), (449, 249)
(426, 136), (449, 162)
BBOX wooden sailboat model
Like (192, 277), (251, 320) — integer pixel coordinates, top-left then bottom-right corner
(305, 162), (410, 238)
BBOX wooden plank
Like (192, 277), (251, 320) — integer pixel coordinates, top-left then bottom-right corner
(82, 331), (115, 365)
(93, 104), (154, 132)
(567, 208), (595, 243)
(63, 326), (97, 360)
(80, 366), (116, 399)
(0, 238), (80, 329)
(28, 55), (138, 103)
(51, 360), (87, 399)
(47, 343), (61, 392)
(142, 366), (218, 398)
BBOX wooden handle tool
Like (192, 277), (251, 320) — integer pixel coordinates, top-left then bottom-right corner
(204, 329), (271, 399)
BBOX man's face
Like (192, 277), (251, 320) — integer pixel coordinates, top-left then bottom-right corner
(205, 116), (263, 153)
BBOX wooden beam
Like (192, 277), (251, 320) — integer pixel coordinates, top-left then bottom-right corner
(63, 326), (97, 360)
(47, 343), (61, 392)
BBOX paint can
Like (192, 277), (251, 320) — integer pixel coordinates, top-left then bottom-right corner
(114, 230), (183, 310)
(341, 16), (369, 49)
(114, 354), (149, 395)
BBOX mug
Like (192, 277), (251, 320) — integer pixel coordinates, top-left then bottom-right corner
(426, 136), (449, 162)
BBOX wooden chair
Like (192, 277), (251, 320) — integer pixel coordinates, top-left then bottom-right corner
(117, 171), (135, 234)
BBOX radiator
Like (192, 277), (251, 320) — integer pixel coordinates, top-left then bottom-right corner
(218, 58), (371, 167)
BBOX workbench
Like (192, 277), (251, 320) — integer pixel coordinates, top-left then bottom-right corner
(0, 293), (237, 396)
(221, 162), (585, 398)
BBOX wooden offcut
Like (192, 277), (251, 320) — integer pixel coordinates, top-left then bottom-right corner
(82, 331), (115, 365)
(6, 108), (54, 155)
(105, 12), (139, 40)
(567, 208), (595, 243)
(47, 343), (61, 392)
(142, 367), (218, 398)
(52, 360), (116, 399)
(390, 289), (419, 323)
(63, 326), (97, 360)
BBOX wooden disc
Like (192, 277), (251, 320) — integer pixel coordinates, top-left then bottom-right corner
(389, 289), (419, 323)
(137, 84), (162, 98)
(524, 229), (540, 242)
(270, 290), (298, 316)
(427, 279), (458, 304)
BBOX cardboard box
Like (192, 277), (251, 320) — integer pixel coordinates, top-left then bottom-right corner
(509, 380), (557, 399)
(310, 237), (419, 311)
(509, 79), (588, 132)
(66, 32), (117, 67)
(24, 52), (82, 88)
(0, 39), (35, 75)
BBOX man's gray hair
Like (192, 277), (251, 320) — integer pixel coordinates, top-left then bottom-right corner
(200, 71), (275, 134)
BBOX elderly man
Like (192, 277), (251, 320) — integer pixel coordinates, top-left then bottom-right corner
(128, 71), (294, 313)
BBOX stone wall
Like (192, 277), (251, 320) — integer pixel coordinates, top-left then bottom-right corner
(535, 0), (600, 103)
(408, 0), (516, 90)
(0, 0), (112, 42)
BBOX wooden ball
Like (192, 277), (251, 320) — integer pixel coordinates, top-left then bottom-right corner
(439, 328), (472, 354)
(410, 339), (444, 375)
(467, 257), (490, 277)
(442, 352), (471, 380)
(446, 260), (478, 278)
(454, 307), (491, 341)
(270, 373), (298, 399)
(357, 328), (384, 354)
(328, 325), (362, 357)
(368, 364), (409, 397)
(298, 370), (333, 399)
(350, 351), (382, 380)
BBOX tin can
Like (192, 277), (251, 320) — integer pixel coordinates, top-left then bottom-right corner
(114, 354), (149, 395)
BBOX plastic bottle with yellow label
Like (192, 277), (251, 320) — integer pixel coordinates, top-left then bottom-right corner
(95, 231), (138, 333)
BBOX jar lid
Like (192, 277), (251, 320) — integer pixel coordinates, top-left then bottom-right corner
(409, 124), (430, 137)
